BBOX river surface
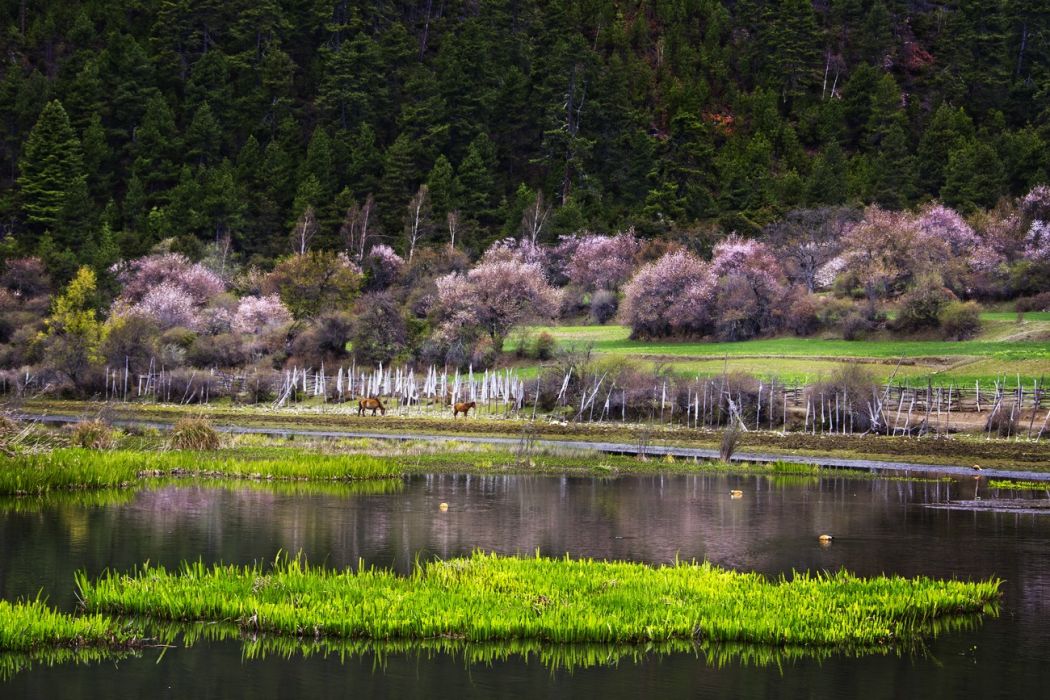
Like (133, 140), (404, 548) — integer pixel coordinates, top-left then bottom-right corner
(1, 472), (1047, 698)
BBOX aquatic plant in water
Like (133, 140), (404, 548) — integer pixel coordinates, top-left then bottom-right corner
(0, 598), (141, 653)
(76, 552), (1000, 648)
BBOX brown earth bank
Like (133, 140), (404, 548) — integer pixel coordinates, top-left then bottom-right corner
(10, 400), (1050, 472)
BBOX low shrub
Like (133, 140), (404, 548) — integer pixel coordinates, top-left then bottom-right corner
(840, 311), (874, 340)
(470, 336), (497, 370)
(533, 332), (556, 361)
(985, 408), (1018, 438)
(1015, 291), (1050, 313)
(814, 297), (852, 329)
(169, 418), (222, 450)
(783, 288), (820, 336)
(893, 278), (955, 333)
(808, 365), (881, 433)
(589, 290), (619, 325)
(186, 333), (247, 368)
(939, 301), (982, 340)
(720, 424), (741, 461)
(70, 420), (115, 450)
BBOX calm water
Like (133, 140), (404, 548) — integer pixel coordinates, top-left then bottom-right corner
(1, 472), (1048, 698)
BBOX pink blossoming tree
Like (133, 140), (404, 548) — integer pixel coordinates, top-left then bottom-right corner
(435, 259), (560, 351)
(563, 231), (641, 292)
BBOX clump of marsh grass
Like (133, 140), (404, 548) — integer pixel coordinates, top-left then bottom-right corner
(169, 418), (221, 451)
(70, 420), (115, 450)
(720, 424), (741, 462)
(0, 597), (141, 652)
(0, 414), (47, 456)
(76, 552), (1001, 648)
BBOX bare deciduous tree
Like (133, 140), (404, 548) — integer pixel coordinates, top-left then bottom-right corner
(766, 207), (857, 292)
(404, 184), (432, 263)
(339, 195), (377, 260)
(520, 191), (551, 246)
(447, 209), (460, 251)
(291, 206), (317, 256)
(339, 201), (361, 259)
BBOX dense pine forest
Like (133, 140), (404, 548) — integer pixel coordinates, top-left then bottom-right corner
(2, 0), (1049, 272)
(1, 1), (1049, 396)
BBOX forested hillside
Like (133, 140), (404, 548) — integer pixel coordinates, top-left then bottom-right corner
(2, 0), (1049, 276)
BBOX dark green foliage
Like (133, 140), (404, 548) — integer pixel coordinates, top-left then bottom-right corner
(893, 277), (956, 333)
(941, 141), (1007, 212)
(0, 1), (1046, 270)
(939, 301), (982, 340)
(17, 101), (86, 244)
(348, 293), (408, 366)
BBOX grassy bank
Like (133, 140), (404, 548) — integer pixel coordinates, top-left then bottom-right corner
(0, 448), (401, 496)
(18, 399), (1050, 472)
(0, 437), (969, 499)
(78, 552), (1000, 647)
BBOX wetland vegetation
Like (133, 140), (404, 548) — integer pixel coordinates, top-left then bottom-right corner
(55, 552), (996, 647)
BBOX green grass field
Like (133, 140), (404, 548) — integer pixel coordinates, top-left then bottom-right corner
(519, 316), (1050, 387)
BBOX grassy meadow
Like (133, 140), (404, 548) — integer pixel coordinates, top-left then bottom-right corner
(518, 314), (1050, 387)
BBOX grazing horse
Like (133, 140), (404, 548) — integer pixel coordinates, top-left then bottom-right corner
(357, 397), (386, 416)
(453, 400), (476, 418)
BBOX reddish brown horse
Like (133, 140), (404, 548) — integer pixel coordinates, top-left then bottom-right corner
(357, 397), (386, 416)
(453, 400), (476, 417)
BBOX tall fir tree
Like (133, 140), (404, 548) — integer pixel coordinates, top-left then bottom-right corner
(17, 100), (88, 246)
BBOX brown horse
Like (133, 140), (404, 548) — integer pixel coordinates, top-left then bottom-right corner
(357, 397), (386, 416)
(453, 400), (476, 417)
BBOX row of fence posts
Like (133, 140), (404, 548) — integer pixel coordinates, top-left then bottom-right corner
(6, 361), (1048, 440)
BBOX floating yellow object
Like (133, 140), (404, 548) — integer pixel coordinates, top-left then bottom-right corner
(818, 534), (833, 544)
(439, 502), (449, 512)
(729, 490), (743, 499)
